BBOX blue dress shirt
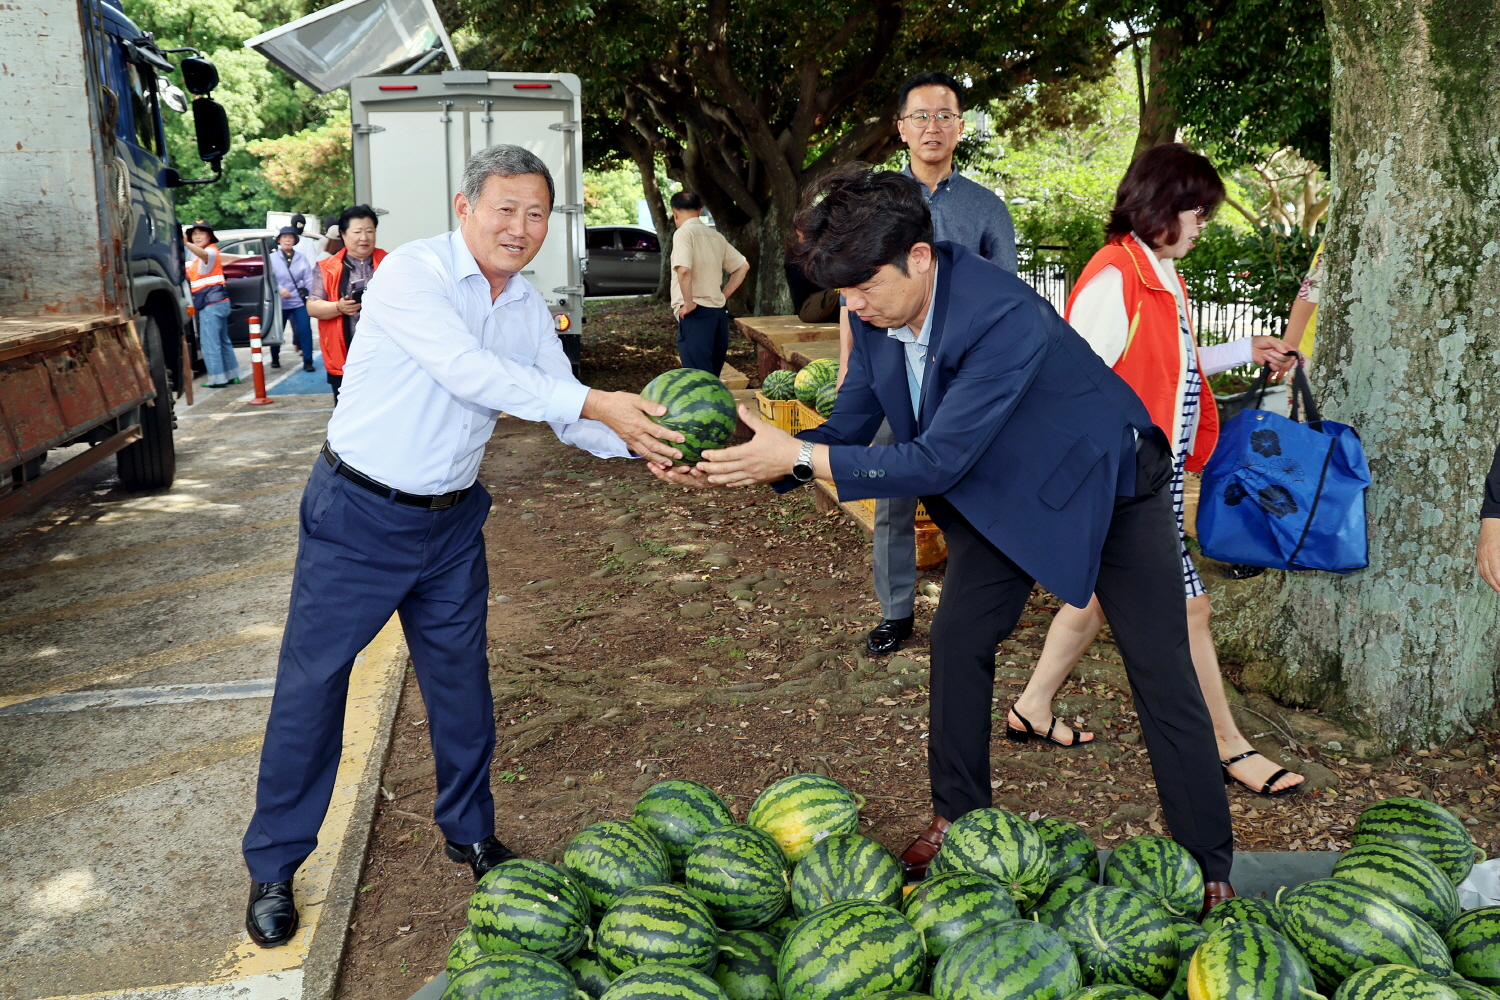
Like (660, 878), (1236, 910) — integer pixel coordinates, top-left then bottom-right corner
(902, 165), (1017, 274)
(884, 262), (937, 416)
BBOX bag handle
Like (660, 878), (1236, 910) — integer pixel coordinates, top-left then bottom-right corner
(1286, 352), (1323, 429)
(1241, 363), (1278, 411)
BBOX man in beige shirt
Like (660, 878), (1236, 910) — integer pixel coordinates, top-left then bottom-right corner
(670, 191), (749, 374)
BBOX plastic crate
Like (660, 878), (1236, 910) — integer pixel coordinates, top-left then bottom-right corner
(755, 391), (799, 433)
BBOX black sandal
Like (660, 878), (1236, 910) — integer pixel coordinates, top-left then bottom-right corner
(1221, 750), (1304, 796)
(1006, 707), (1093, 747)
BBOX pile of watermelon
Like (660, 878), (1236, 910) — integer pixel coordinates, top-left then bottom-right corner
(440, 782), (1498, 1000)
(794, 359), (839, 411)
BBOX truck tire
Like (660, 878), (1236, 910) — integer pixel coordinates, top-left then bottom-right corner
(117, 316), (176, 490)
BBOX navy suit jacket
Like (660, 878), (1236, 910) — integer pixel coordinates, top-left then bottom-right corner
(785, 243), (1160, 607)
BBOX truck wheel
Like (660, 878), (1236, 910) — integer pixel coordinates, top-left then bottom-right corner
(117, 316), (177, 490)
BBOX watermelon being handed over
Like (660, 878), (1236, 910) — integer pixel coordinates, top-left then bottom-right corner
(641, 368), (738, 464)
(930, 807), (1053, 909)
(468, 858), (591, 961)
(633, 779), (735, 879)
(1446, 906), (1500, 988)
(776, 899), (925, 1000)
(790, 832), (903, 916)
(1278, 879), (1453, 990)
(565, 820), (673, 912)
(794, 358), (839, 407)
(814, 380), (838, 418)
(684, 824), (790, 929)
(902, 870), (1020, 961)
(711, 927), (780, 1000)
(1058, 886), (1180, 993)
(1185, 923), (1314, 1000)
(1332, 841), (1461, 932)
(1102, 836), (1204, 918)
(597, 884), (720, 977)
(1034, 817), (1101, 883)
(1351, 797), (1481, 886)
(1333, 965), (1461, 1000)
(747, 774), (859, 862)
(1030, 875), (1103, 929)
(443, 951), (580, 1000)
(929, 918), (1082, 1000)
(601, 962), (729, 1000)
(761, 369), (797, 401)
(1199, 895), (1282, 934)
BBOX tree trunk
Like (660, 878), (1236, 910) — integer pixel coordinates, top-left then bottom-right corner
(1133, 24), (1181, 158)
(1208, 0), (1500, 747)
(620, 130), (674, 301)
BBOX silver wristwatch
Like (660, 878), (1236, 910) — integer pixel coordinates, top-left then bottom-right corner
(791, 440), (816, 484)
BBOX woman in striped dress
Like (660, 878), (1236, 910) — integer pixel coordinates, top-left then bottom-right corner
(1006, 144), (1305, 797)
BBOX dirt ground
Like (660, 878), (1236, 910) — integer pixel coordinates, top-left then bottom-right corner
(334, 299), (1499, 999)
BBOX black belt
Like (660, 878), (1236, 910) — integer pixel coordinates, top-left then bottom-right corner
(322, 443), (471, 510)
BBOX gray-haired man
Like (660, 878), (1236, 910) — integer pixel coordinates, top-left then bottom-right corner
(241, 145), (685, 948)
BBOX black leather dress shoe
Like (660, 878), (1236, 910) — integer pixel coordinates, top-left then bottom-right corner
(866, 616), (914, 656)
(245, 880), (299, 947)
(446, 835), (518, 881)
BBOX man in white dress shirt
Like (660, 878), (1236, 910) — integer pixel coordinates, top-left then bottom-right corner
(241, 145), (684, 948)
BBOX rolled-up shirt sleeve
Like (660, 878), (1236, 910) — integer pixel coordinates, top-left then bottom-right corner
(525, 293), (633, 458)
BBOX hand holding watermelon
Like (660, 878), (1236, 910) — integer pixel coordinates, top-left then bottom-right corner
(651, 405), (829, 489)
(580, 388), (687, 465)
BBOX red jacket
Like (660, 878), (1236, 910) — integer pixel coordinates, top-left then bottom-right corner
(316, 248), (388, 376)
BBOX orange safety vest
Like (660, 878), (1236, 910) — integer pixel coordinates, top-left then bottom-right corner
(1065, 235), (1219, 473)
(316, 247), (387, 376)
(186, 249), (227, 299)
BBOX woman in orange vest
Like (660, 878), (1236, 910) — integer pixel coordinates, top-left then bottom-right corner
(184, 224), (244, 388)
(306, 206), (386, 402)
(1007, 144), (1305, 797)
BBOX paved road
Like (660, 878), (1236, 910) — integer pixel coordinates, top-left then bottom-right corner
(0, 356), (404, 1000)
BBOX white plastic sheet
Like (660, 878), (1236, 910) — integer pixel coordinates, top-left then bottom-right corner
(1458, 856), (1500, 909)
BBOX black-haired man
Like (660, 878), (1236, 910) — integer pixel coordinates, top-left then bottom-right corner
(670, 191), (749, 375)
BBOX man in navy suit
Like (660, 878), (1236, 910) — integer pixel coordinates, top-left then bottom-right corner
(651, 166), (1237, 911)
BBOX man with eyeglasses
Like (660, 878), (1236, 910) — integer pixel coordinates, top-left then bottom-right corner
(841, 70), (1018, 657)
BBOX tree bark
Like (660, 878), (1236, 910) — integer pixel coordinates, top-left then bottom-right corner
(619, 126), (673, 301)
(1208, 0), (1500, 747)
(1133, 23), (1181, 158)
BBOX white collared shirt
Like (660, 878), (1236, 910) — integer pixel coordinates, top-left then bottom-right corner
(326, 229), (631, 494)
(883, 263), (937, 417)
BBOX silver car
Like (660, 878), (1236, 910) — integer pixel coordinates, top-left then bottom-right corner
(585, 226), (662, 296)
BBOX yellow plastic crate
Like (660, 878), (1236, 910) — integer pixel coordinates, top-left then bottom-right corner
(755, 391), (799, 433)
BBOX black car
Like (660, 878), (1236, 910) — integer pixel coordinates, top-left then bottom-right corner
(585, 226), (662, 296)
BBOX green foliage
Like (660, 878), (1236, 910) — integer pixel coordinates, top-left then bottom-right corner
(586, 167), (646, 227)
(1175, 223), (1315, 321)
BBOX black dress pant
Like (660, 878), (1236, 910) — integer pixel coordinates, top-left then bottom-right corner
(925, 436), (1234, 881)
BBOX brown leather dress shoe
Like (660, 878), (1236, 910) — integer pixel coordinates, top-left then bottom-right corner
(1203, 880), (1236, 915)
(898, 815), (951, 881)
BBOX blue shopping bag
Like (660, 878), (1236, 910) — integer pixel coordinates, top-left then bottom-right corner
(1198, 361), (1371, 573)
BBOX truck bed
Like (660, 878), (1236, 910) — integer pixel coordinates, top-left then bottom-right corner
(0, 313), (131, 361)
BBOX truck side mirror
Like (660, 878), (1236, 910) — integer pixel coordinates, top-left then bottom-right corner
(192, 97), (231, 163)
(179, 56), (219, 96)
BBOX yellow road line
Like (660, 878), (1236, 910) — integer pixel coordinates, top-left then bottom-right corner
(0, 517), (298, 582)
(0, 622), (283, 708)
(0, 558), (295, 635)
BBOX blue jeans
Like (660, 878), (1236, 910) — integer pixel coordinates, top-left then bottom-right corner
(284, 305), (314, 362)
(197, 299), (241, 383)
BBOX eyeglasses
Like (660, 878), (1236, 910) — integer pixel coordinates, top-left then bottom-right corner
(901, 111), (962, 128)
(1191, 206), (1209, 219)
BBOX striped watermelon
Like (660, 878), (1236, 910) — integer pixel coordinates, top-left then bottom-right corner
(1068, 987), (1160, 1000)
(902, 870), (1020, 961)
(570, 950), (614, 1000)
(1102, 836), (1204, 918)
(794, 359), (839, 408)
(814, 381), (838, 418)
(762, 910), (801, 941)
(711, 928), (780, 1000)
(1333, 965), (1462, 1000)
(641, 369), (738, 464)
(597, 884), (720, 977)
(1444, 978), (1500, 1000)
(442, 951), (580, 1000)
(1278, 879), (1454, 989)
(447, 927), (484, 977)
(468, 858), (591, 960)
(762, 369), (797, 401)
(776, 900), (925, 1000)
(1352, 798), (1480, 886)
(1031, 875), (1104, 929)
(930, 807), (1053, 908)
(565, 820), (672, 911)
(601, 963), (729, 1000)
(791, 833), (903, 916)
(1035, 817), (1101, 882)
(865, 994), (933, 1000)
(685, 825), (790, 929)
(929, 917), (1082, 1000)
(1333, 842), (1461, 931)
(1185, 923), (1315, 1000)
(1446, 906), (1500, 987)
(1199, 895), (1282, 934)
(1163, 918), (1209, 1000)
(633, 780), (735, 878)
(1058, 886), (1180, 993)
(747, 774), (859, 863)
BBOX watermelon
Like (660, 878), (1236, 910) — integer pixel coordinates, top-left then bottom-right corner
(633, 780), (735, 878)
(565, 820), (672, 911)
(903, 870), (1020, 961)
(1101, 836), (1204, 918)
(794, 358), (839, 408)
(776, 900), (925, 1000)
(866, 994), (933, 1000)
(601, 963), (729, 1000)
(1035, 817), (1101, 882)
(1352, 798), (1480, 886)
(685, 824), (790, 929)
(1444, 978), (1500, 1000)
(596, 884), (719, 976)
(762, 369), (797, 401)
(1446, 907), (1500, 987)
(641, 368), (738, 464)
(762, 909), (800, 941)
(447, 927), (485, 977)
(1163, 918), (1209, 1000)
(1332, 965), (1462, 1000)
(571, 950), (614, 999)
(1199, 895), (1282, 934)
(814, 381), (838, 418)
(443, 951), (580, 1000)
(468, 858), (591, 960)
(791, 833), (903, 915)
(1058, 886), (1180, 993)
(931, 807), (1053, 908)
(929, 918), (1083, 1000)
(712, 928), (780, 1000)
(1185, 923), (1315, 1000)
(1332, 842), (1461, 931)
(1278, 879), (1454, 989)
(746, 774), (859, 862)
(1068, 987), (1159, 1000)
(1030, 875), (1104, 929)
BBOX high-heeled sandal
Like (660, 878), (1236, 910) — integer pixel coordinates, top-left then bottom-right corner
(1221, 750), (1303, 796)
(1005, 706), (1093, 747)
